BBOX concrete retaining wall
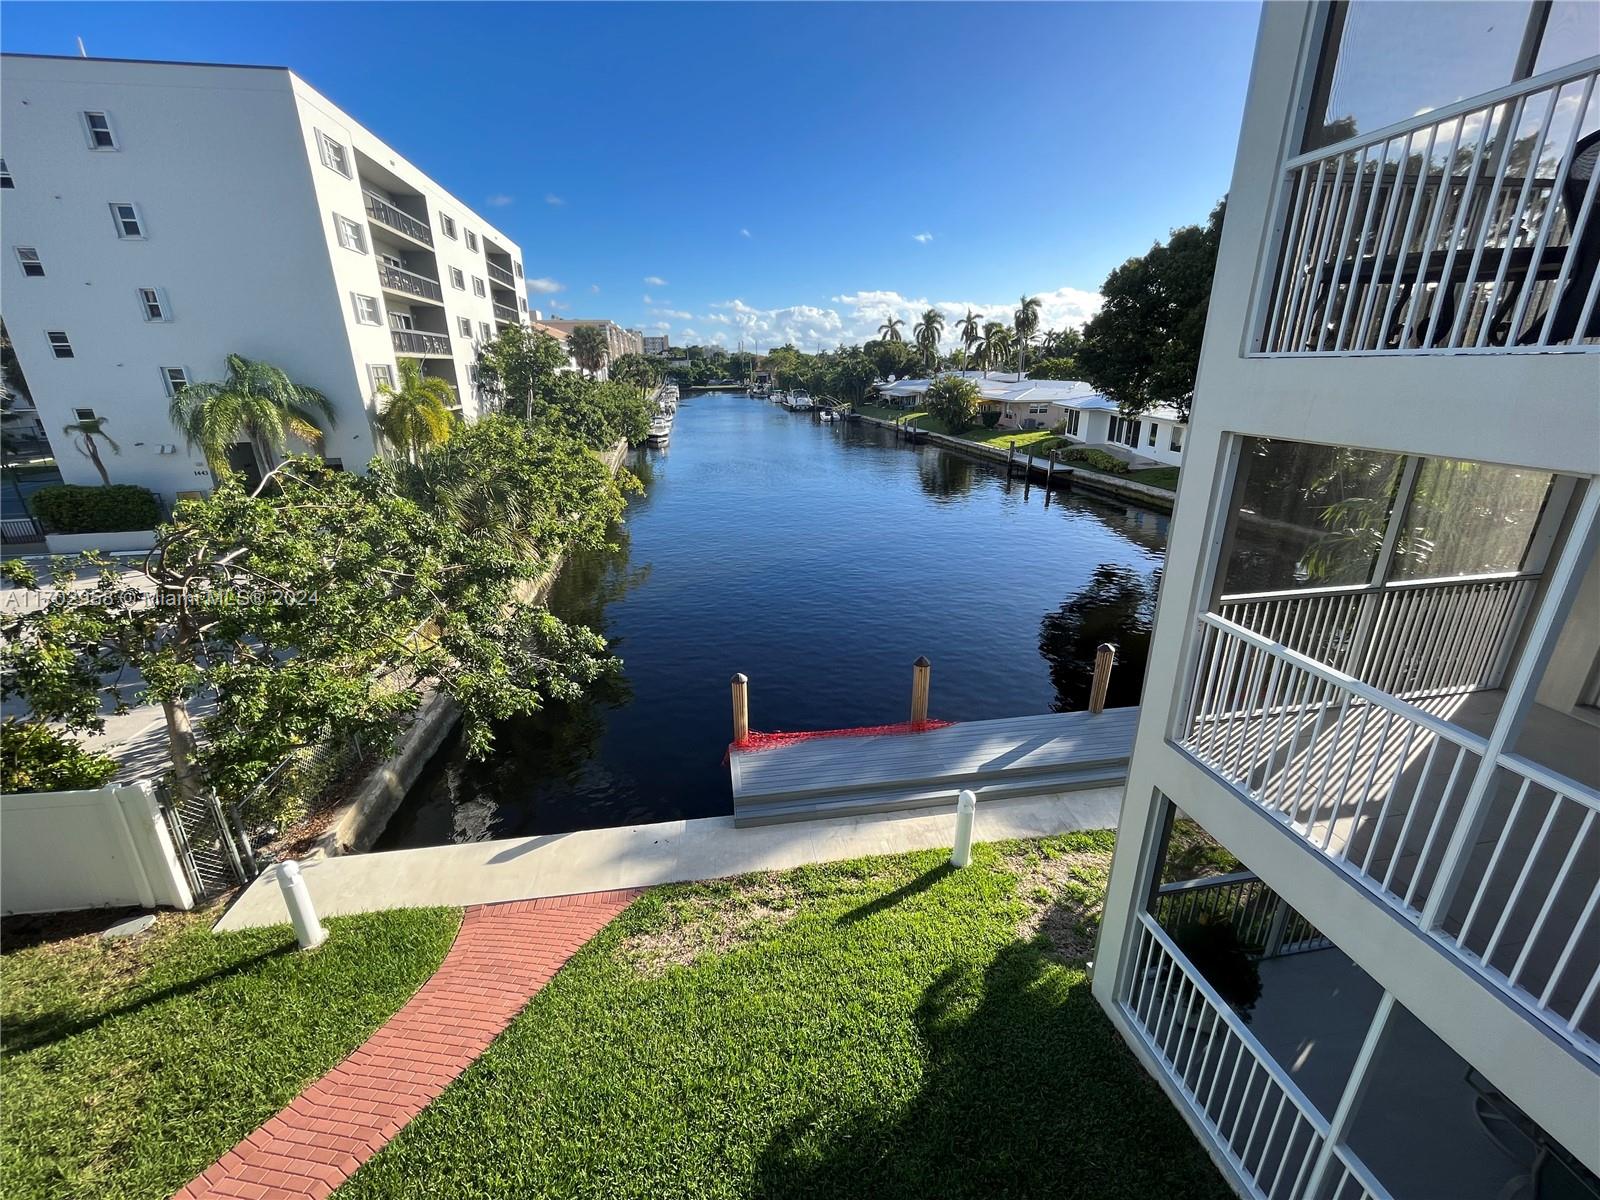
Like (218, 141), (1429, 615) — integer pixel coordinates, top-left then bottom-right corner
(1, 781), (194, 914)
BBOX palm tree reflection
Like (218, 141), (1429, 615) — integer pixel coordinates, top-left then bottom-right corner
(1039, 564), (1160, 712)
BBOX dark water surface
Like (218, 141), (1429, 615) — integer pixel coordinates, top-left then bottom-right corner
(378, 392), (1170, 846)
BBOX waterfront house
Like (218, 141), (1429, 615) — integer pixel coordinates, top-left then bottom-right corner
(0, 53), (534, 505)
(1055, 394), (1186, 468)
(1091, 3), (1600, 1198)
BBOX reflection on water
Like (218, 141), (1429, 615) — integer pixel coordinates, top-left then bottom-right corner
(380, 394), (1172, 845)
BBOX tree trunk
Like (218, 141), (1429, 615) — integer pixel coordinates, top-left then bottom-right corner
(161, 696), (206, 808)
(83, 436), (111, 485)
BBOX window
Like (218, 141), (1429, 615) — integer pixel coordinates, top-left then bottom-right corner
(465, 230), (478, 252)
(1147, 423), (1158, 448)
(514, 261), (523, 278)
(15, 247), (43, 277)
(47, 331), (74, 358)
(1065, 410), (1081, 437)
(315, 130), (351, 177)
(162, 366), (190, 397)
(519, 296), (527, 312)
(81, 111), (117, 149)
(1170, 426), (1183, 453)
(439, 214), (457, 240)
(74, 408), (96, 422)
(351, 293), (381, 325)
(378, 252), (404, 270)
(479, 321), (492, 342)
(0, 159), (13, 188)
(458, 317), (473, 338)
(368, 364), (394, 394)
(471, 276), (486, 298)
(109, 203), (144, 239)
(334, 214), (366, 253)
(137, 287), (170, 322)
(449, 267), (465, 290)
(388, 312), (413, 331)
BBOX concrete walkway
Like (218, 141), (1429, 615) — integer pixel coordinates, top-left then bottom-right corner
(178, 890), (639, 1200)
(216, 787), (1120, 931)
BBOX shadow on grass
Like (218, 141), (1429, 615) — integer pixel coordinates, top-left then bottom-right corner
(753, 905), (1233, 1200)
(836, 863), (955, 925)
(2, 942), (291, 1054)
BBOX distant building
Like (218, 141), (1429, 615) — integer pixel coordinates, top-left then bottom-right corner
(535, 318), (642, 377)
(643, 335), (670, 356)
(0, 53), (531, 501)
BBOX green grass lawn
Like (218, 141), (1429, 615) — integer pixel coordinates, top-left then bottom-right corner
(341, 835), (1231, 1200)
(1, 905), (460, 1200)
(1126, 465), (1180, 490)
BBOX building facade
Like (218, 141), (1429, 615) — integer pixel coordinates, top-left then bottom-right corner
(536, 318), (643, 377)
(0, 53), (531, 501)
(643, 334), (670, 356)
(1092, 5), (1600, 1199)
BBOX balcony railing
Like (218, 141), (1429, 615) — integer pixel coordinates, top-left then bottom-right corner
(1259, 57), (1600, 354)
(1121, 913), (1391, 1200)
(1215, 572), (1537, 702)
(364, 192), (433, 247)
(486, 261), (515, 288)
(1180, 613), (1600, 1052)
(377, 262), (443, 303)
(1154, 871), (1332, 958)
(493, 302), (519, 322)
(390, 328), (451, 356)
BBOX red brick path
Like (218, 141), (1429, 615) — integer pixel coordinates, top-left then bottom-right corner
(176, 889), (641, 1200)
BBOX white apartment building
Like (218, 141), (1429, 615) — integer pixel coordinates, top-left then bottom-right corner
(1092, 5), (1600, 1199)
(0, 53), (532, 501)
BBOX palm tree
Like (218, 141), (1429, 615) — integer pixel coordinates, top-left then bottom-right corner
(912, 308), (945, 374)
(375, 359), (456, 463)
(954, 309), (983, 366)
(62, 414), (118, 485)
(568, 325), (610, 377)
(976, 322), (1014, 377)
(170, 353), (335, 478)
(1013, 294), (1042, 376)
(877, 316), (906, 343)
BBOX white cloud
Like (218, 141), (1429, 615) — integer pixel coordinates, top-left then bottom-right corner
(545, 193), (565, 206)
(695, 285), (1103, 354)
(740, 228), (752, 238)
(679, 328), (701, 341)
(651, 307), (693, 319)
(642, 294), (654, 305)
(643, 275), (668, 286)
(912, 232), (934, 244)
(525, 277), (564, 295)
(485, 193), (514, 207)
(590, 283), (601, 294)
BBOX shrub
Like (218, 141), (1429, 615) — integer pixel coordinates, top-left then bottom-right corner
(980, 409), (1002, 429)
(1060, 448), (1131, 475)
(30, 484), (161, 534)
(925, 375), (982, 432)
(1174, 914), (1262, 1019)
(1, 719), (119, 792)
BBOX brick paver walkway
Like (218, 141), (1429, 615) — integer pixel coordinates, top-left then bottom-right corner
(176, 889), (640, 1200)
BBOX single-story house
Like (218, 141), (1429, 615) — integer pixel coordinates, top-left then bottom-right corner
(1054, 392), (1186, 468)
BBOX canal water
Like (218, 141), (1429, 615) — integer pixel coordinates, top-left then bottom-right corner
(377, 391), (1171, 847)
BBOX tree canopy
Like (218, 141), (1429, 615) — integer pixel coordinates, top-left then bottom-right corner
(925, 375), (982, 432)
(1078, 201), (1224, 420)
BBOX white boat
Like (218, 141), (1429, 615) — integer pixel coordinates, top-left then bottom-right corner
(787, 391), (814, 411)
(646, 414), (672, 444)
(772, 390), (790, 405)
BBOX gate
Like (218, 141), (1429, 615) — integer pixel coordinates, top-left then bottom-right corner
(156, 781), (258, 901)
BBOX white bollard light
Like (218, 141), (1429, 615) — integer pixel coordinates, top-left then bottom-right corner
(951, 789), (977, 868)
(277, 859), (327, 949)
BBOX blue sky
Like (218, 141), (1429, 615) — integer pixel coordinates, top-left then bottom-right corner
(3, 1), (1262, 351)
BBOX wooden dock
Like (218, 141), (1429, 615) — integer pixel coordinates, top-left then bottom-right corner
(729, 707), (1138, 826)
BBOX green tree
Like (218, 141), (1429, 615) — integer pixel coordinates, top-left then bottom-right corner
(61, 413), (119, 486)
(876, 316), (906, 343)
(375, 359), (456, 462)
(475, 325), (570, 421)
(975, 322), (1014, 376)
(568, 325), (610, 378)
(925, 374), (982, 432)
(1078, 201), (1224, 420)
(1013, 295), (1042, 375)
(610, 353), (661, 398)
(864, 338), (918, 381)
(169, 354), (335, 480)
(954, 309), (984, 365)
(913, 308), (945, 373)
(1026, 357), (1082, 381)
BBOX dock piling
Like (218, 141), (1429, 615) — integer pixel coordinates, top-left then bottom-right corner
(731, 672), (750, 744)
(1088, 644), (1117, 715)
(910, 655), (931, 726)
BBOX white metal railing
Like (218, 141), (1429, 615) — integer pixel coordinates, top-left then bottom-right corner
(1322, 1145), (1393, 1200)
(1182, 613), (1600, 1050)
(1445, 752), (1600, 1044)
(1260, 57), (1600, 354)
(1217, 572), (1538, 700)
(1121, 914), (1388, 1200)
(1154, 871), (1332, 957)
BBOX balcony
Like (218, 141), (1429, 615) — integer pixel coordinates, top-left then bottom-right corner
(377, 262), (443, 304)
(493, 302), (519, 323)
(486, 260), (515, 288)
(1258, 57), (1600, 355)
(390, 328), (451, 357)
(364, 192), (433, 248)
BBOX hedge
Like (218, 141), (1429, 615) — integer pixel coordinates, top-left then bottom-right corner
(1, 720), (119, 792)
(29, 484), (162, 534)
(1059, 448), (1132, 475)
